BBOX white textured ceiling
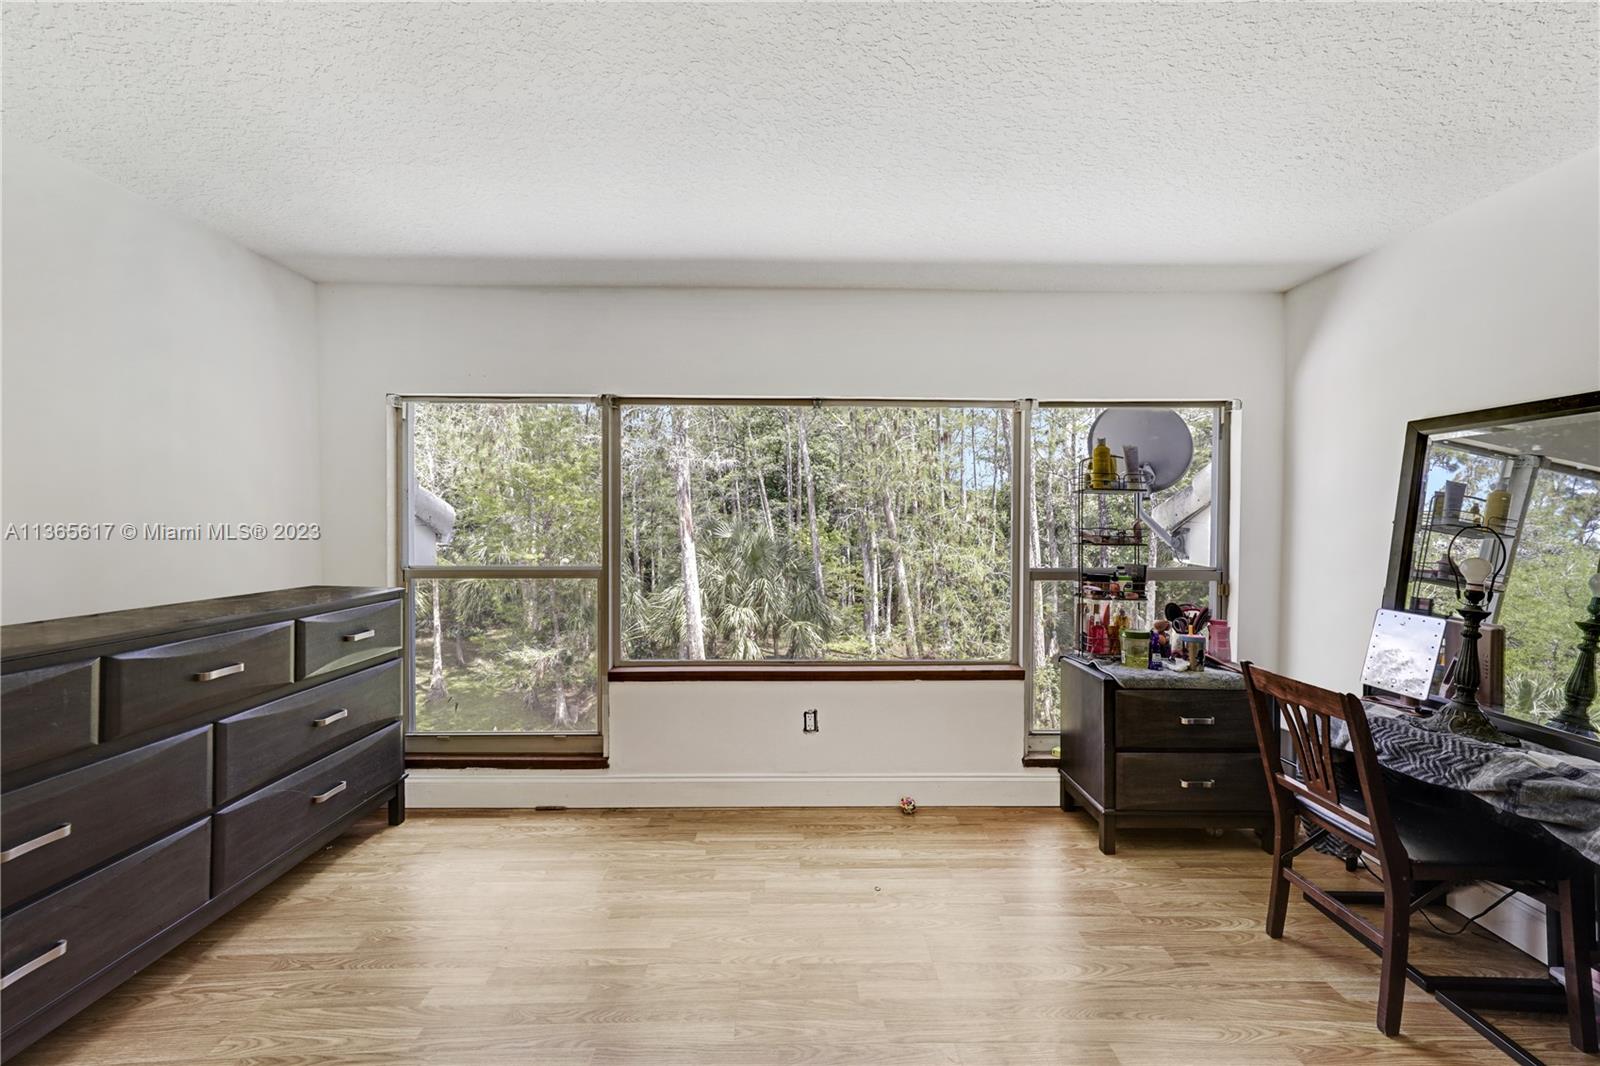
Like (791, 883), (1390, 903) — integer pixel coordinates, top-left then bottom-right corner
(4, 3), (1597, 290)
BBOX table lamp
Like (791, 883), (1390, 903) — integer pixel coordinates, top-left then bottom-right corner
(1420, 525), (1519, 745)
(1555, 560), (1600, 732)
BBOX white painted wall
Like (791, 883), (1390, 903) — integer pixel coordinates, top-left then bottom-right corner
(1280, 149), (1600, 689)
(1, 139), (323, 623)
(315, 284), (1285, 805)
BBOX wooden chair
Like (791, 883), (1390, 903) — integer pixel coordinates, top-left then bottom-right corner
(1240, 662), (1596, 1052)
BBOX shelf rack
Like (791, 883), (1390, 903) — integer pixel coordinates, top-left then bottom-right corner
(1071, 465), (1152, 660)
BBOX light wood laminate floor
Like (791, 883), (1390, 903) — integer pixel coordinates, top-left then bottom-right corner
(13, 808), (1592, 1065)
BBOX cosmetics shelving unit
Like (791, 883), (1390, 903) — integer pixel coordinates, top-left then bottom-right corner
(1068, 470), (1152, 661)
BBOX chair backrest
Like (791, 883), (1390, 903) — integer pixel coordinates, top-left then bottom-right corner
(1240, 662), (1405, 865)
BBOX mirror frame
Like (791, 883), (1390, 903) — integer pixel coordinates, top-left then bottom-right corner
(1381, 390), (1600, 757)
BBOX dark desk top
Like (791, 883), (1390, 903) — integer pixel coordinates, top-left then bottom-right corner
(1, 585), (400, 663)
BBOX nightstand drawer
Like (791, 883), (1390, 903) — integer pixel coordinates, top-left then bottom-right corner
(1115, 690), (1256, 750)
(1, 727), (212, 911)
(1, 660), (98, 774)
(215, 660), (401, 802)
(1115, 752), (1267, 811)
(103, 622), (294, 738)
(0, 820), (209, 1030)
(296, 601), (402, 681)
(213, 722), (402, 891)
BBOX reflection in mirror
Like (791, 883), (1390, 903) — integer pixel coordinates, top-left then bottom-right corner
(1402, 404), (1600, 735)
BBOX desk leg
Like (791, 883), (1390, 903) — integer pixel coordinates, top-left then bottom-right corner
(1558, 873), (1598, 1052)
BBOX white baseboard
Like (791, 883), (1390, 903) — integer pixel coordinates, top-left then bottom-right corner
(405, 769), (1060, 809)
(1446, 882), (1549, 963)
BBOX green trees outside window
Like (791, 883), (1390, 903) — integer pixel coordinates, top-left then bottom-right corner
(620, 404), (1012, 662)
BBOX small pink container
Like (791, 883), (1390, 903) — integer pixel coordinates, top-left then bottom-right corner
(1208, 620), (1232, 663)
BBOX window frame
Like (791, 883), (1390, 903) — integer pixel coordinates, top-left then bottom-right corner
(396, 396), (608, 757)
(608, 396), (1026, 673)
(393, 394), (1235, 757)
(1022, 402), (1233, 748)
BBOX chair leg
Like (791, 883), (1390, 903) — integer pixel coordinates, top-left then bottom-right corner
(1377, 875), (1412, 1037)
(1265, 817), (1294, 939)
(1559, 873), (1597, 1053)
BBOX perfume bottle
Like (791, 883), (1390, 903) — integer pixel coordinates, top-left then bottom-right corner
(1090, 438), (1115, 489)
(1485, 479), (1511, 531)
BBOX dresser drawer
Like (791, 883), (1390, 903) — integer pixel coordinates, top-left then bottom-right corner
(296, 600), (402, 681)
(216, 660), (402, 803)
(1, 660), (98, 774)
(1, 727), (211, 911)
(213, 722), (402, 891)
(1114, 690), (1256, 751)
(103, 622), (294, 739)
(1115, 752), (1267, 811)
(0, 820), (209, 1030)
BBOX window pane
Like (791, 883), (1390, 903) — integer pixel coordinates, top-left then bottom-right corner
(620, 404), (1012, 661)
(412, 578), (598, 734)
(1030, 407), (1095, 569)
(411, 402), (600, 566)
(1030, 579), (1072, 732)
(1147, 408), (1219, 568)
(1032, 406), (1218, 570)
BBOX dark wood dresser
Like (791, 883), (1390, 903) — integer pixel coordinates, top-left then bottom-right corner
(1058, 656), (1270, 854)
(0, 586), (407, 1060)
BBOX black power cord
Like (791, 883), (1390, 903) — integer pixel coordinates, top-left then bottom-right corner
(1352, 855), (1518, 937)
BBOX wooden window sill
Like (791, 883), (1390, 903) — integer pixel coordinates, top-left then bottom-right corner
(405, 753), (609, 770)
(1022, 753), (1061, 769)
(608, 664), (1025, 682)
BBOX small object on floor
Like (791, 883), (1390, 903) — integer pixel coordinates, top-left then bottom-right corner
(899, 796), (917, 815)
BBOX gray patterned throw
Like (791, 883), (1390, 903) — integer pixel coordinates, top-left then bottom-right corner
(1093, 660), (1246, 690)
(1358, 702), (1600, 865)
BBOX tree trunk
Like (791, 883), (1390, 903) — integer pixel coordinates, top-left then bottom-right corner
(553, 659), (569, 727)
(798, 410), (826, 599)
(881, 496), (918, 656)
(860, 514), (879, 656)
(751, 429), (775, 536)
(427, 579), (448, 703)
(671, 410), (707, 660)
(962, 416), (971, 516)
(783, 413), (796, 528)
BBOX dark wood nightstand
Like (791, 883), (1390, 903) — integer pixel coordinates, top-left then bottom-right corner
(1058, 656), (1270, 854)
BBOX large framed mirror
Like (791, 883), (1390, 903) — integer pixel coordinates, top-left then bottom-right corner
(1382, 391), (1600, 755)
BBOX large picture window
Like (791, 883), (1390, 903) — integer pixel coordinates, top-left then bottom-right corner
(618, 402), (1015, 663)
(397, 396), (1231, 756)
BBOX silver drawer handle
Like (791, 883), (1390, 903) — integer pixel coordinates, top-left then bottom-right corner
(0, 823), (72, 863)
(343, 629), (376, 643)
(1179, 779), (1216, 789)
(1, 940), (67, 991)
(194, 662), (245, 682)
(311, 781), (348, 804)
(1179, 717), (1216, 726)
(312, 709), (350, 728)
